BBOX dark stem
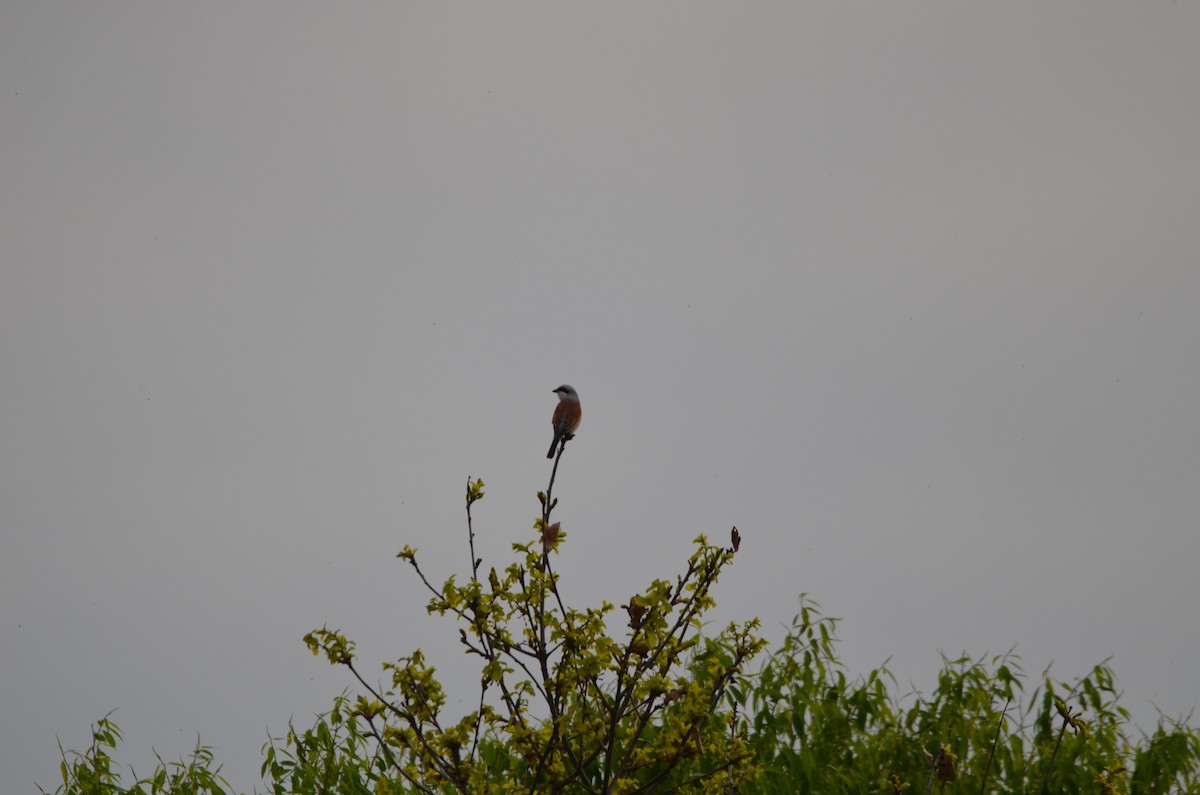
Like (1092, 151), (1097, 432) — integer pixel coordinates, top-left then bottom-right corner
(978, 697), (1010, 795)
(1034, 717), (1069, 795)
(466, 477), (480, 581)
(922, 748), (938, 795)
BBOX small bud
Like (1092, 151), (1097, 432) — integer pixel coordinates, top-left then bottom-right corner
(541, 522), (561, 552)
(924, 746), (956, 784)
(624, 597), (648, 630)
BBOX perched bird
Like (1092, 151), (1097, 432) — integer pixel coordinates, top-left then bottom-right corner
(547, 384), (582, 458)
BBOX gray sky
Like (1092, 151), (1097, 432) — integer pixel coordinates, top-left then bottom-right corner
(3, 3), (1198, 791)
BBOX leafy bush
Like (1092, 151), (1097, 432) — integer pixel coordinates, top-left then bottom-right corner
(41, 451), (1200, 793)
(46, 712), (233, 795)
(303, 458), (765, 794)
(740, 598), (1199, 793)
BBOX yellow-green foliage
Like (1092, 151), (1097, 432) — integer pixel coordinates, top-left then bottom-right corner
(300, 468), (765, 794)
(741, 599), (1200, 794)
(42, 469), (1200, 794)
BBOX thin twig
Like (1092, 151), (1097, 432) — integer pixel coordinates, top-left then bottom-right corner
(1034, 715), (1069, 795)
(979, 697), (1010, 795)
(922, 746), (941, 795)
(466, 476), (480, 581)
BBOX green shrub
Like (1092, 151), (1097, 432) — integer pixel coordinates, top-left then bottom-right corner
(42, 456), (1200, 793)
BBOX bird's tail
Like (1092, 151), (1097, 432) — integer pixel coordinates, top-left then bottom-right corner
(547, 433), (561, 459)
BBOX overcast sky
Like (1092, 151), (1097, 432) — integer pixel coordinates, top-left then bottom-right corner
(3, 3), (1199, 792)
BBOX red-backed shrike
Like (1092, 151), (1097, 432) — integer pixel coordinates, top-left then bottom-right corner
(547, 384), (582, 458)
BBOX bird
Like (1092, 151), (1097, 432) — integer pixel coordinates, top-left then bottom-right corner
(547, 385), (582, 458)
